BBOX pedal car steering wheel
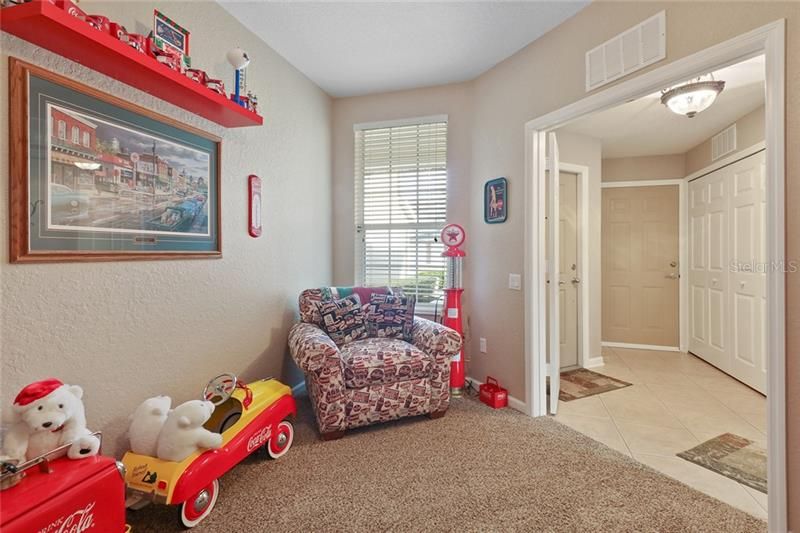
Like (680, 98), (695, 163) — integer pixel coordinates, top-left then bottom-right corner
(203, 373), (238, 406)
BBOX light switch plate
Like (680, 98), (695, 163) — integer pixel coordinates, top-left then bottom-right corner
(509, 273), (522, 290)
(479, 337), (487, 353)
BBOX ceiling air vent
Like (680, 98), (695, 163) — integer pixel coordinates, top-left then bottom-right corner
(585, 11), (666, 92)
(712, 124), (737, 161)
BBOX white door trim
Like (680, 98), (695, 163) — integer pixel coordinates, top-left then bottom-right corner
(523, 20), (786, 530)
(601, 180), (686, 352)
(560, 163), (596, 369)
(684, 141), (766, 182)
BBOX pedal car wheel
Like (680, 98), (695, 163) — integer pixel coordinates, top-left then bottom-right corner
(267, 420), (294, 459)
(180, 479), (219, 528)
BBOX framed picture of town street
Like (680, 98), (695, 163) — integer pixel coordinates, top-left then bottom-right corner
(9, 58), (221, 263)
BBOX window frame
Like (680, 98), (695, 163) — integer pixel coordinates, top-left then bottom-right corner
(353, 114), (449, 315)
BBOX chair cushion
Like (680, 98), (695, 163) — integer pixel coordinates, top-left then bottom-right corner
(366, 294), (415, 341)
(340, 337), (431, 388)
(299, 287), (392, 325)
(315, 295), (368, 346)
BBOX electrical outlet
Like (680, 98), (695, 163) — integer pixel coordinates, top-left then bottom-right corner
(479, 337), (487, 353)
(509, 273), (522, 291)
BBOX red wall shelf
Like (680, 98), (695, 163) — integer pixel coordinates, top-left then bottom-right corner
(0, 1), (263, 128)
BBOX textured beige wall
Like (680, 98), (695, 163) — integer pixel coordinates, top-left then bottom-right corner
(686, 104), (766, 174)
(332, 2), (799, 521)
(0, 1), (332, 456)
(602, 154), (687, 181)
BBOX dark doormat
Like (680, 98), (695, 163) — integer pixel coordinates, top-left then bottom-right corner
(548, 368), (632, 402)
(677, 433), (767, 493)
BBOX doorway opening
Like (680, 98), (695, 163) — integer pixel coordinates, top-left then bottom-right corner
(524, 21), (785, 529)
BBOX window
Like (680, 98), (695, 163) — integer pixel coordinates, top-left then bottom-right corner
(72, 126), (79, 144)
(83, 131), (91, 148)
(354, 116), (448, 310)
(58, 120), (66, 140)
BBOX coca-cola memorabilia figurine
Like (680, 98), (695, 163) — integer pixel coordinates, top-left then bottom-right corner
(85, 14), (110, 33)
(108, 22), (128, 41)
(205, 78), (226, 96)
(53, 0), (87, 21)
(152, 47), (184, 74)
(122, 374), (296, 528)
(153, 10), (191, 71)
(185, 68), (209, 85)
(123, 33), (151, 54)
(246, 91), (259, 113)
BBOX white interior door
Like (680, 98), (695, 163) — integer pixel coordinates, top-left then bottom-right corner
(559, 173), (579, 368)
(688, 150), (766, 394)
(547, 132), (560, 415)
(729, 152), (767, 393)
(688, 170), (730, 370)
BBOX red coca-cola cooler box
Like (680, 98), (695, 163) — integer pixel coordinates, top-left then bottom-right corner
(0, 452), (127, 533)
(479, 376), (508, 409)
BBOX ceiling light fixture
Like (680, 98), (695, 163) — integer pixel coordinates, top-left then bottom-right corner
(660, 76), (725, 118)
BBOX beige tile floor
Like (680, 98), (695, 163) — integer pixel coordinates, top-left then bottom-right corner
(553, 346), (768, 519)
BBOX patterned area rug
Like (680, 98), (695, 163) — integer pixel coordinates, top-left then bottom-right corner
(553, 368), (632, 402)
(678, 433), (767, 493)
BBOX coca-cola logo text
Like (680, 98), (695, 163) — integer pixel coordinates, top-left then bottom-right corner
(246, 426), (272, 452)
(38, 501), (95, 533)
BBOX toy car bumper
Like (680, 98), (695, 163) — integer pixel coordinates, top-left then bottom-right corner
(125, 486), (167, 507)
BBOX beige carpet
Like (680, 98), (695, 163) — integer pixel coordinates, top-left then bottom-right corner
(127, 397), (766, 532)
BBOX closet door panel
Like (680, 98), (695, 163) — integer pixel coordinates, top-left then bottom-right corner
(703, 170), (729, 370)
(688, 180), (709, 352)
(729, 152), (767, 393)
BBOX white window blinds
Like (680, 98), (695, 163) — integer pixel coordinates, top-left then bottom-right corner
(354, 117), (448, 308)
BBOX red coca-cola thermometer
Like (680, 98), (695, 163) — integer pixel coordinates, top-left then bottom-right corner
(248, 175), (262, 238)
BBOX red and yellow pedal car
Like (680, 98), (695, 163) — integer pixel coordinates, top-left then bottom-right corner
(123, 374), (296, 528)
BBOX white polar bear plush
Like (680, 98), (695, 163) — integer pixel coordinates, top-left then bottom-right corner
(156, 400), (222, 462)
(3, 379), (101, 462)
(128, 395), (172, 456)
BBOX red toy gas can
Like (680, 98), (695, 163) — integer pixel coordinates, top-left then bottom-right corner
(479, 376), (508, 409)
(0, 455), (127, 533)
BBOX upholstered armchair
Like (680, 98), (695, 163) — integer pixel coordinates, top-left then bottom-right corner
(288, 287), (462, 440)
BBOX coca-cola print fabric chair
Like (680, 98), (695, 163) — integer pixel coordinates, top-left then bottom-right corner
(288, 287), (462, 440)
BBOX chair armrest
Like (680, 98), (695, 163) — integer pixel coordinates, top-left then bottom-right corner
(288, 322), (342, 374)
(412, 317), (462, 357)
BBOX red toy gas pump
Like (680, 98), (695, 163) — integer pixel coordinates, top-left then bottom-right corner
(441, 223), (466, 396)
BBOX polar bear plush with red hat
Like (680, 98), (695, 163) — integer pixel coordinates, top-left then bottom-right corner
(2, 378), (101, 462)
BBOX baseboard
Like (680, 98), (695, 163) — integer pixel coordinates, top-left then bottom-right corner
(602, 341), (680, 352)
(583, 355), (605, 368)
(466, 376), (527, 413)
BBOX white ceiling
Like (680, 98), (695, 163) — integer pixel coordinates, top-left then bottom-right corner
(560, 55), (766, 158)
(219, 1), (589, 98)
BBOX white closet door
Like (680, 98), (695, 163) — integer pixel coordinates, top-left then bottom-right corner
(728, 151), (767, 393)
(688, 179), (710, 356)
(687, 150), (766, 394)
(688, 169), (729, 371)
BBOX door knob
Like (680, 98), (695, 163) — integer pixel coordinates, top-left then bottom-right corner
(665, 273), (678, 279)
(558, 280), (566, 285)
(571, 277), (581, 284)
